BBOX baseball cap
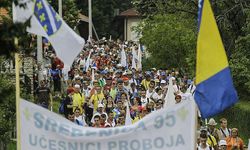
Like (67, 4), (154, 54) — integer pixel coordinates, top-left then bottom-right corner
(200, 126), (207, 132)
(98, 104), (104, 108)
(74, 84), (80, 88)
(160, 80), (166, 84)
(219, 140), (227, 146)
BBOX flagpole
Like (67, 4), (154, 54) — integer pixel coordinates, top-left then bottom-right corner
(15, 39), (21, 150)
(37, 36), (44, 82)
(58, 0), (62, 17)
(88, 0), (92, 38)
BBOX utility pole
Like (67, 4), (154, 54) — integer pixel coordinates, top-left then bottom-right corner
(37, 36), (44, 82)
(58, 0), (62, 17)
(88, 0), (92, 38)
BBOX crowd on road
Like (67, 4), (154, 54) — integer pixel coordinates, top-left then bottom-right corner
(34, 39), (247, 150)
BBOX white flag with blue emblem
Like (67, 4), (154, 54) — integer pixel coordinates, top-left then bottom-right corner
(13, 0), (85, 70)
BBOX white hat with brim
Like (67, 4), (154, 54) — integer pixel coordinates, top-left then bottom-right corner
(219, 140), (227, 146)
(207, 118), (217, 126)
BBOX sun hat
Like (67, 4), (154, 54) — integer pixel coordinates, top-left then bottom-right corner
(207, 118), (217, 126)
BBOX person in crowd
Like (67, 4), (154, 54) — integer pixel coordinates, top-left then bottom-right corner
(218, 118), (231, 140)
(91, 104), (108, 123)
(207, 118), (220, 142)
(63, 88), (74, 118)
(141, 72), (151, 90)
(72, 84), (85, 113)
(92, 115), (102, 128)
(175, 95), (182, 104)
(50, 64), (62, 93)
(198, 133), (214, 150)
(74, 107), (87, 126)
(90, 85), (105, 112)
(218, 140), (227, 150)
(200, 126), (218, 150)
(226, 128), (244, 150)
(105, 111), (116, 127)
(146, 80), (155, 99)
(67, 111), (83, 126)
(155, 99), (164, 110)
(35, 80), (52, 109)
(100, 114), (107, 127)
(139, 87), (148, 107)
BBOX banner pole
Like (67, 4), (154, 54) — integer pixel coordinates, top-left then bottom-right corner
(15, 43), (21, 150)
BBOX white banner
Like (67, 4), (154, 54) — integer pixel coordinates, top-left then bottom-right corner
(20, 99), (196, 150)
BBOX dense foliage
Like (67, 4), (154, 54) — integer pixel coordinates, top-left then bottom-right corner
(133, 0), (250, 98)
(0, 58), (16, 148)
(76, 0), (132, 38)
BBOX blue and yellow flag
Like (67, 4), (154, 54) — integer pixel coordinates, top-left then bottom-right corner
(13, 0), (85, 71)
(195, 0), (238, 118)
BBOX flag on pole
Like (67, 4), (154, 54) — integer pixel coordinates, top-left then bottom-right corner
(13, 0), (85, 70)
(131, 46), (137, 69)
(120, 46), (127, 67)
(195, 0), (238, 118)
(125, 101), (132, 126)
(164, 77), (176, 107)
(137, 44), (142, 71)
(85, 50), (92, 72)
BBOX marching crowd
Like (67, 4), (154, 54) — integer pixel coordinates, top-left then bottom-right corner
(34, 39), (246, 150)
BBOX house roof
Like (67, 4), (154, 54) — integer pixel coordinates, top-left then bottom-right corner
(0, 8), (9, 23)
(119, 8), (140, 17)
(79, 13), (89, 22)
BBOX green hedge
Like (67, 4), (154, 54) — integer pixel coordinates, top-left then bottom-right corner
(215, 101), (250, 144)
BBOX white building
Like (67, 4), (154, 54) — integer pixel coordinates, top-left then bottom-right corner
(118, 8), (141, 42)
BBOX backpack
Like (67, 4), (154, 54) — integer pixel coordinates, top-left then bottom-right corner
(59, 99), (66, 114)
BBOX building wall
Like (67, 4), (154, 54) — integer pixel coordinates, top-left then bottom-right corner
(126, 18), (141, 42)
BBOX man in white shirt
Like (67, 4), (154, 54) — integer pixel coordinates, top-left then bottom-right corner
(198, 133), (214, 150)
(218, 118), (231, 140)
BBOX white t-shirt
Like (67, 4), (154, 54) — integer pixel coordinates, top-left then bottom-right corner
(75, 115), (87, 126)
(146, 89), (155, 99)
(197, 143), (213, 150)
(141, 97), (148, 107)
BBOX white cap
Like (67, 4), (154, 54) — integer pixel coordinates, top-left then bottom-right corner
(219, 140), (227, 146)
(74, 84), (80, 88)
(160, 80), (166, 84)
(98, 104), (104, 108)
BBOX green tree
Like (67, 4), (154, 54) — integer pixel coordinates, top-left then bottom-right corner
(48, 0), (80, 28)
(0, 58), (16, 149)
(138, 14), (196, 75)
(229, 12), (250, 98)
(76, 0), (132, 38)
(133, 0), (250, 97)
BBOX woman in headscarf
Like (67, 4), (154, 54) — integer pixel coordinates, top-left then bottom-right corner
(226, 128), (244, 150)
